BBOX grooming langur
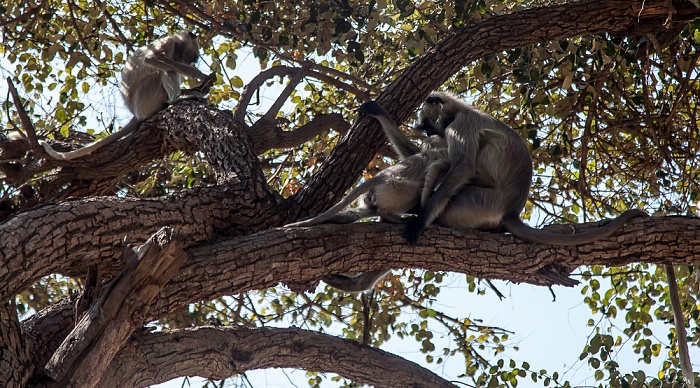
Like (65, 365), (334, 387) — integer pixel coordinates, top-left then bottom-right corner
(365, 92), (646, 246)
(286, 136), (448, 227)
(41, 32), (213, 160)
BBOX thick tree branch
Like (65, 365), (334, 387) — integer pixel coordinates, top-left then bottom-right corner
(0, 300), (32, 387)
(101, 326), (456, 388)
(43, 227), (186, 387)
(19, 215), (700, 386)
(0, 184), (287, 301)
(150, 215), (698, 317)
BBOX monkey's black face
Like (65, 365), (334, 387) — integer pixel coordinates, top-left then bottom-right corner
(184, 51), (199, 64)
(417, 119), (442, 137)
(425, 96), (444, 105)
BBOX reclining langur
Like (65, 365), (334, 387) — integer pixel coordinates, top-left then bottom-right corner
(286, 109), (449, 292)
(285, 136), (448, 227)
(41, 32), (213, 160)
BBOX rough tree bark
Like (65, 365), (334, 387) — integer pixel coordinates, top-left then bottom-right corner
(1, 0), (699, 387)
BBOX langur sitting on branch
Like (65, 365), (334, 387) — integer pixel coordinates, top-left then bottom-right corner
(41, 32), (214, 160)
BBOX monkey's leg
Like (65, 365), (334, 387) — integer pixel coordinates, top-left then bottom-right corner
(404, 162), (477, 245)
(434, 186), (503, 230)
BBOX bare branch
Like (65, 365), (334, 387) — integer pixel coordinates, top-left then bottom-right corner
(258, 63), (310, 126)
(665, 264), (694, 386)
(235, 66), (295, 123)
(6, 77), (41, 151)
(43, 227), (186, 387)
(307, 62), (379, 96)
(304, 68), (372, 100)
(247, 113), (351, 153)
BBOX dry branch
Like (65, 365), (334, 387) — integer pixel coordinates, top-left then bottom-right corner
(43, 227), (186, 387)
(247, 112), (351, 153)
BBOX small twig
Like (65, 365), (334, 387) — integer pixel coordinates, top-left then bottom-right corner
(259, 63), (311, 125)
(665, 264), (694, 387)
(6, 77), (41, 151)
(235, 66), (295, 123)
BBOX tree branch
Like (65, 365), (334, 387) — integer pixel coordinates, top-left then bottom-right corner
(150, 215), (698, 316)
(0, 184), (288, 301)
(43, 227), (186, 387)
(19, 216), (700, 385)
(0, 300), (32, 387)
(100, 326), (456, 388)
(247, 113), (351, 153)
(235, 66), (296, 124)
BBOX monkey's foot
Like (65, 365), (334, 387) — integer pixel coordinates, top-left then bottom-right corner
(404, 217), (426, 246)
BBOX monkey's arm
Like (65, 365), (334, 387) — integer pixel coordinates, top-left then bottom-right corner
(144, 55), (209, 81)
(359, 101), (421, 159)
(285, 177), (384, 227)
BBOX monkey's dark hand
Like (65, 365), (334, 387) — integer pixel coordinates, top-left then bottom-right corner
(404, 216), (426, 246)
(196, 73), (216, 95)
(182, 73), (216, 97)
(358, 100), (390, 118)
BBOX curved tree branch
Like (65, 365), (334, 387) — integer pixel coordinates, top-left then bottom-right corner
(101, 326), (456, 388)
(43, 227), (186, 387)
(247, 113), (351, 153)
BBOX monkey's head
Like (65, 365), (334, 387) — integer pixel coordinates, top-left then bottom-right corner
(174, 32), (201, 64)
(417, 93), (446, 137)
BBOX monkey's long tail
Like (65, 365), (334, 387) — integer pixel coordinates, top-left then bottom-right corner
(501, 209), (647, 246)
(40, 117), (141, 161)
(285, 177), (384, 227)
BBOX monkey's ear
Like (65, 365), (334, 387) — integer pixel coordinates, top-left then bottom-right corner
(426, 96), (444, 105)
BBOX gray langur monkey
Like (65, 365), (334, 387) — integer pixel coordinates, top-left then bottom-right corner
(285, 134), (448, 227)
(321, 92), (647, 292)
(367, 91), (647, 246)
(287, 139), (447, 293)
(41, 32), (214, 160)
(285, 108), (449, 292)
